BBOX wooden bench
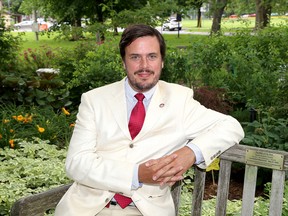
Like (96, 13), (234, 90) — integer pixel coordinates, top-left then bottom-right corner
(10, 144), (288, 216)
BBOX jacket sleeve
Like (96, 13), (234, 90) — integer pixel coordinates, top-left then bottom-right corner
(182, 89), (244, 169)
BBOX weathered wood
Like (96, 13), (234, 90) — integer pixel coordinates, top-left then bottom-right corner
(220, 145), (288, 170)
(171, 180), (182, 216)
(269, 169), (285, 216)
(215, 159), (232, 216)
(10, 144), (288, 216)
(241, 165), (258, 216)
(10, 184), (71, 216)
(191, 167), (206, 216)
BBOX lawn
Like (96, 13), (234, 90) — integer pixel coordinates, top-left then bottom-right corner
(13, 16), (288, 52)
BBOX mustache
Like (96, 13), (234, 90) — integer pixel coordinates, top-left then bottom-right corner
(134, 69), (154, 74)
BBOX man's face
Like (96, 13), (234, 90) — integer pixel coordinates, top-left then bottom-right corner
(123, 36), (163, 92)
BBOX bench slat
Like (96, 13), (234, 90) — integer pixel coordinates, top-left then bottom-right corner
(220, 145), (288, 170)
(269, 170), (285, 216)
(171, 180), (182, 216)
(241, 165), (258, 216)
(10, 184), (71, 216)
(191, 167), (206, 216)
(215, 159), (232, 216)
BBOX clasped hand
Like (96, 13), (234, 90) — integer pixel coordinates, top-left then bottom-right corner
(138, 146), (196, 186)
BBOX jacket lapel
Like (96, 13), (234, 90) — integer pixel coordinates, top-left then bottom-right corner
(134, 83), (167, 140)
(107, 79), (167, 140)
(107, 79), (131, 139)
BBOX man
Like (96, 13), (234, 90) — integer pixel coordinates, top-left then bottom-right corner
(55, 24), (244, 216)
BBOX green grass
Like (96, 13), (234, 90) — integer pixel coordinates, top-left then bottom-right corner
(13, 16), (288, 53)
(182, 16), (288, 32)
(13, 32), (82, 52)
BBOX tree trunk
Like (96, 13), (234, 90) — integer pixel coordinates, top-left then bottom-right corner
(32, 10), (39, 41)
(211, 0), (228, 34)
(255, 0), (272, 30)
(197, 8), (202, 28)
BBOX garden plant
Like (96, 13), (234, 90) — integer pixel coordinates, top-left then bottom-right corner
(1, 19), (288, 215)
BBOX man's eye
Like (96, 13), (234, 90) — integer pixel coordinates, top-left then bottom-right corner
(148, 54), (157, 60)
(130, 55), (140, 61)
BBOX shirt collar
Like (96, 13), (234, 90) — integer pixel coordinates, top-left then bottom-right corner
(125, 77), (156, 101)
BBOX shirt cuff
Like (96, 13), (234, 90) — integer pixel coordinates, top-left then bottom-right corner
(186, 143), (204, 165)
(132, 164), (143, 189)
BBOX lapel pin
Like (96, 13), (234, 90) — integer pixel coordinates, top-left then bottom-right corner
(159, 103), (165, 108)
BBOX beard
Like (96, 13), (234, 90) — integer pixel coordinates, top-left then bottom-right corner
(127, 69), (161, 92)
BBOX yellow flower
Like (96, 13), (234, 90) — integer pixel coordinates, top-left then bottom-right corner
(62, 107), (70, 115)
(23, 114), (33, 123)
(10, 129), (14, 133)
(17, 115), (24, 121)
(0, 134), (2, 139)
(37, 125), (45, 133)
(9, 139), (15, 148)
(206, 158), (220, 172)
(3, 119), (10, 123)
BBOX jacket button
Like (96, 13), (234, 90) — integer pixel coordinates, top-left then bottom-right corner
(129, 143), (134, 148)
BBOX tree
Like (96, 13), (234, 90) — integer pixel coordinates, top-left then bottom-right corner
(255, 0), (272, 29)
(211, 0), (228, 34)
(176, 0), (207, 28)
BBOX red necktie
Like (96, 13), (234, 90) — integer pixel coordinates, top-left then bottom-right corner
(128, 93), (146, 139)
(113, 93), (145, 209)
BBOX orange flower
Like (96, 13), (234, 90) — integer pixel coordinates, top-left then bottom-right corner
(69, 123), (75, 127)
(62, 107), (70, 115)
(37, 125), (45, 133)
(17, 115), (24, 121)
(9, 139), (15, 148)
(23, 114), (33, 123)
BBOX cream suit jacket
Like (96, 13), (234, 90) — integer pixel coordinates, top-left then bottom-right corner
(55, 78), (244, 216)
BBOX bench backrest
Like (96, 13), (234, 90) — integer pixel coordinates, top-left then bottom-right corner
(172, 144), (288, 216)
(10, 144), (288, 216)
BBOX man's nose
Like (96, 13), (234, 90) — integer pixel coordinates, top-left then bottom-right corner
(140, 57), (148, 68)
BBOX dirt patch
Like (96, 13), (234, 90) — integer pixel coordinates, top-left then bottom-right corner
(203, 169), (267, 200)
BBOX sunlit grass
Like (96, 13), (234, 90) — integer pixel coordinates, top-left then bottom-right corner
(13, 16), (288, 52)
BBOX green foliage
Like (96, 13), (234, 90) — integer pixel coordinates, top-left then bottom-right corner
(0, 45), (71, 109)
(0, 15), (22, 73)
(57, 42), (125, 108)
(241, 113), (288, 151)
(0, 104), (75, 149)
(0, 138), (71, 216)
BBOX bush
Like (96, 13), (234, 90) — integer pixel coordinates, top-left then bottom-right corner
(57, 42), (125, 109)
(0, 46), (71, 109)
(0, 16), (22, 73)
(241, 114), (288, 151)
(0, 139), (71, 216)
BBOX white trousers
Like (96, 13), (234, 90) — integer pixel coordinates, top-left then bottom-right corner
(96, 205), (142, 216)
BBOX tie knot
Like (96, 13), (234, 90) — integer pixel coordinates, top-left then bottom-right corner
(135, 93), (145, 101)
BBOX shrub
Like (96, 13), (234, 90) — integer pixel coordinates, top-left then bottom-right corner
(0, 138), (71, 216)
(0, 46), (71, 109)
(58, 42), (125, 109)
(241, 113), (288, 151)
(0, 16), (22, 73)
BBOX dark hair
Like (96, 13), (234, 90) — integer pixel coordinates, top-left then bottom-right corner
(119, 24), (166, 60)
